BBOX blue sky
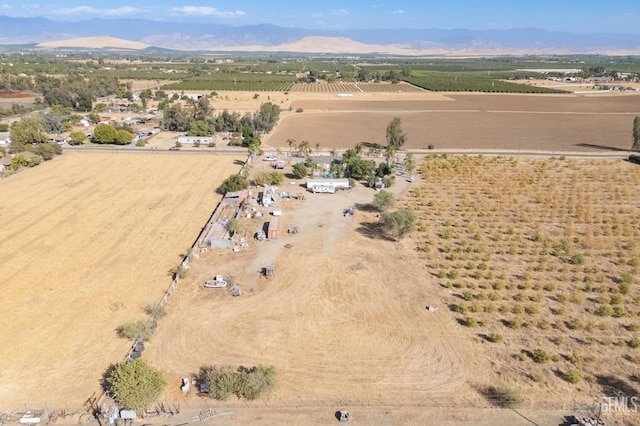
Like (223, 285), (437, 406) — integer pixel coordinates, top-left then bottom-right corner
(0, 1), (638, 34)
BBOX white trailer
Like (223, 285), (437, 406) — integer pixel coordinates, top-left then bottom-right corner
(306, 178), (350, 193)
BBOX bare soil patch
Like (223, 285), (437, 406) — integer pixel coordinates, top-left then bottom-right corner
(0, 151), (243, 406)
(145, 175), (490, 407)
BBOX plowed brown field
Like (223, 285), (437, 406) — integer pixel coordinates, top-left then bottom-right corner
(265, 93), (640, 152)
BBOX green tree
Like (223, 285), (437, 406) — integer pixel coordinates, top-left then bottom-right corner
(9, 117), (48, 152)
(633, 116), (640, 151)
(33, 142), (61, 161)
(298, 140), (311, 157)
(10, 153), (29, 170)
(105, 359), (166, 414)
(218, 174), (248, 194)
(380, 208), (416, 239)
(188, 120), (215, 136)
(92, 123), (117, 144)
(292, 162), (308, 179)
(386, 117), (407, 150)
(287, 138), (297, 156)
(404, 153), (416, 177)
(114, 129), (133, 145)
(372, 190), (396, 211)
(344, 156), (375, 180)
(227, 218), (241, 235)
(70, 131), (86, 145)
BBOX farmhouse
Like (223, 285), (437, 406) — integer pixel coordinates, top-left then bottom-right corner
(177, 135), (214, 145)
(306, 178), (350, 193)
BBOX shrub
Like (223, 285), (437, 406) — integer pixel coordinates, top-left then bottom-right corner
(564, 369), (583, 384)
(568, 318), (584, 330)
(380, 208), (416, 239)
(455, 303), (469, 314)
(117, 320), (154, 341)
(291, 162), (307, 179)
(570, 253), (586, 265)
(488, 332), (503, 343)
(507, 318), (523, 329)
(532, 349), (550, 363)
(173, 264), (189, 279)
(253, 171), (284, 186)
(628, 338), (640, 348)
(200, 365), (277, 400)
(595, 305), (614, 317)
(105, 359), (165, 414)
(485, 386), (522, 408)
(218, 173), (248, 194)
(463, 316), (478, 327)
(372, 190), (396, 212)
(145, 304), (166, 318)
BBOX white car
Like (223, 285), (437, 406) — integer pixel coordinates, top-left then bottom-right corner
(263, 156), (278, 161)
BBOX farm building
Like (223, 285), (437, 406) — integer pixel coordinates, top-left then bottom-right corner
(199, 189), (249, 248)
(306, 178), (350, 193)
(177, 135), (214, 145)
(268, 217), (279, 239)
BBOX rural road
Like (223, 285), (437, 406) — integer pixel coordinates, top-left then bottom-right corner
(64, 146), (633, 159)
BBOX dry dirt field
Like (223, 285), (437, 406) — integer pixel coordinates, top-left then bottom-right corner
(265, 92), (640, 153)
(0, 151), (243, 407)
(139, 155), (640, 426)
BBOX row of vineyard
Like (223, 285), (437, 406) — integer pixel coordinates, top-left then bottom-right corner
(404, 72), (568, 93)
(288, 82), (426, 93)
(163, 81), (294, 91)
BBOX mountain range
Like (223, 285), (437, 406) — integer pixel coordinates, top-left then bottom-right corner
(1, 15), (640, 55)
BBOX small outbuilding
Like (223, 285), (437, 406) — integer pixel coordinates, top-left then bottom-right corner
(268, 217), (279, 239)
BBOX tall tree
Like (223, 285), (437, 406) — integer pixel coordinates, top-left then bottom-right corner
(386, 117), (407, 150)
(287, 138), (297, 156)
(10, 117), (48, 152)
(105, 359), (166, 414)
(633, 116), (640, 152)
(404, 153), (416, 178)
(298, 140), (310, 157)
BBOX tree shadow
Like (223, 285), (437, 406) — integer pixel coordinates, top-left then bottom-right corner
(596, 374), (639, 398)
(100, 364), (117, 392)
(355, 222), (395, 241)
(575, 143), (629, 152)
(354, 202), (378, 212)
(233, 159), (246, 166)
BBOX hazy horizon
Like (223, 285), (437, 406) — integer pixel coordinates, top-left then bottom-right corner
(0, 0), (638, 34)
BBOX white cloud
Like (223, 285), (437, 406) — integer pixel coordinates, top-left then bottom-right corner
(392, 9), (404, 15)
(0, 4), (11, 10)
(331, 9), (350, 16)
(170, 6), (246, 18)
(51, 6), (143, 17)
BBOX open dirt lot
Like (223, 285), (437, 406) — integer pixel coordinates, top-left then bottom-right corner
(0, 151), (243, 406)
(265, 92), (640, 153)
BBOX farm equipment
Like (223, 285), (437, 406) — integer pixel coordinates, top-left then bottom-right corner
(262, 265), (275, 277)
(288, 227), (299, 234)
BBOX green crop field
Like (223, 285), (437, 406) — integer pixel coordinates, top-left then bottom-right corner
(404, 71), (568, 93)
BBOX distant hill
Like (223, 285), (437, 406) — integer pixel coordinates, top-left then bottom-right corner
(1, 15), (639, 55)
(37, 36), (149, 50)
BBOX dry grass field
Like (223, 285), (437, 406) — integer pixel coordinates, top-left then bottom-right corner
(0, 151), (243, 406)
(266, 93), (640, 152)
